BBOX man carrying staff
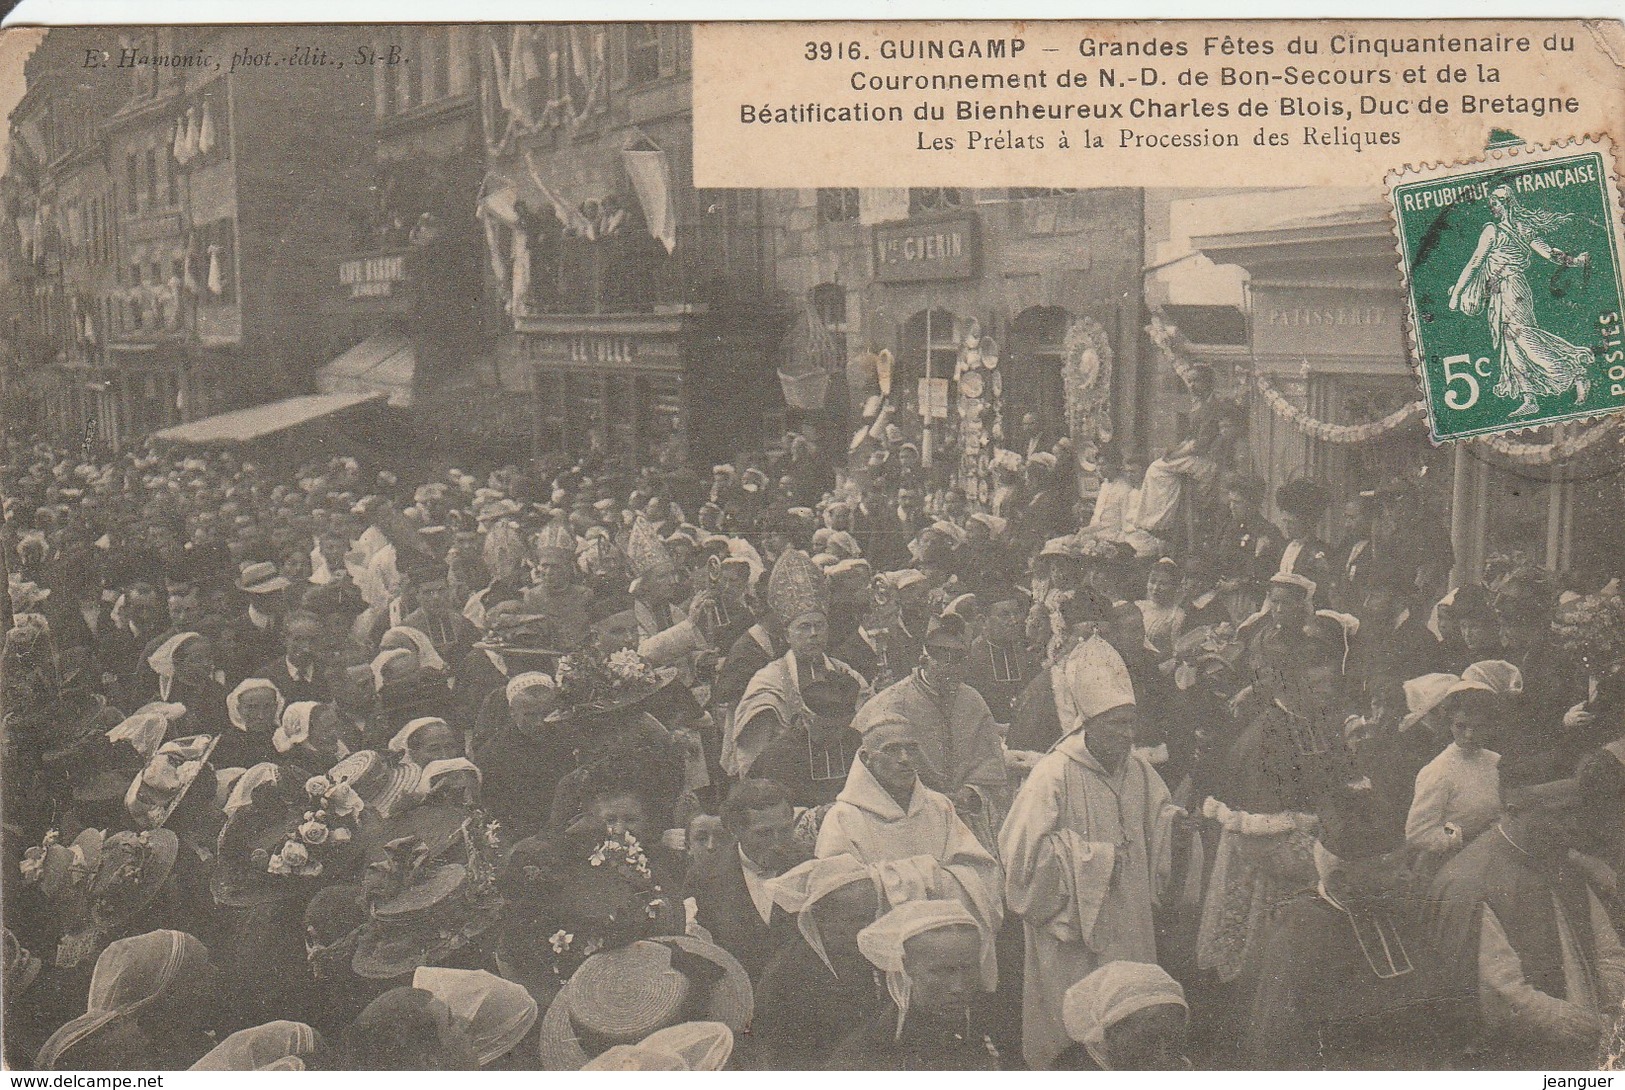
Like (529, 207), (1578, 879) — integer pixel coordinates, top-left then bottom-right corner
(727, 549), (866, 779)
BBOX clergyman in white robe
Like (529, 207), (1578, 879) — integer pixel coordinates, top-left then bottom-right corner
(999, 638), (1182, 1069)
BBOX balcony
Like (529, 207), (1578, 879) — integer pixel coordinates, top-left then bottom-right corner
(526, 215), (771, 318)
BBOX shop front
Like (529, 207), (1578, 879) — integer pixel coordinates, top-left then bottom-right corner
(774, 187), (1148, 499)
(1193, 197), (1582, 579)
(504, 311), (782, 470)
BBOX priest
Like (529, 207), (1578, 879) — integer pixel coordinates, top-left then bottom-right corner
(726, 549), (866, 778)
(999, 634), (1184, 1070)
(849, 611), (1009, 848)
(1245, 784), (1469, 1069)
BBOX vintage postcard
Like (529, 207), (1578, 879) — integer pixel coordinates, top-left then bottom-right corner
(2, 17), (1624, 1075)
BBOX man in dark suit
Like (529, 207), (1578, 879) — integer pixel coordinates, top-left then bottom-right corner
(685, 779), (807, 981)
(223, 561), (290, 685)
(253, 610), (330, 704)
(850, 478), (909, 573)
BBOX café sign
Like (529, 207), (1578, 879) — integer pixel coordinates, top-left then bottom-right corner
(339, 253), (407, 298)
(872, 216), (979, 283)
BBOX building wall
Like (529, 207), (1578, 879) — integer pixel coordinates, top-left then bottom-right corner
(227, 27), (376, 385)
(772, 186), (1145, 453)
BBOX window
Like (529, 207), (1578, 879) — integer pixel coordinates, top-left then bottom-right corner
(908, 187), (962, 215)
(125, 154), (139, 214)
(812, 283), (848, 357)
(1008, 306), (1071, 436)
(394, 35), (414, 111)
(145, 148), (158, 205)
(165, 155), (178, 206)
(627, 24), (661, 85)
(375, 58), (395, 117)
(419, 30), (439, 101)
(446, 27), (472, 96)
(817, 188), (860, 224)
(406, 39), (423, 109)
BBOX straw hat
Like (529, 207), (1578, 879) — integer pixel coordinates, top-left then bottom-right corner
(88, 829), (180, 929)
(537, 936), (752, 1070)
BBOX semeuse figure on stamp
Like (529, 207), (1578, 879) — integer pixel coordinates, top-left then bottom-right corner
(1449, 185), (1593, 419)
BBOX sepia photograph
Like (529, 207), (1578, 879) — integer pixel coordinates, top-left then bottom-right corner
(0, 17), (1622, 1072)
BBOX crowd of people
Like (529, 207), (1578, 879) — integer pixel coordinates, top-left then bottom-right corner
(4, 373), (1625, 1071)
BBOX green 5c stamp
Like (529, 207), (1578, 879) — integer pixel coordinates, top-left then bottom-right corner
(1389, 137), (1625, 442)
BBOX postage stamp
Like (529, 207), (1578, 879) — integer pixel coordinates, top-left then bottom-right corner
(1388, 136), (1625, 443)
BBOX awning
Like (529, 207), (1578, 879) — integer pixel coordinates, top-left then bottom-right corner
(316, 333), (415, 408)
(152, 390), (385, 445)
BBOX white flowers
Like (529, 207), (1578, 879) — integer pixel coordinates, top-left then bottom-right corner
(549, 929), (574, 954)
(305, 775), (333, 798)
(605, 648), (652, 683)
(298, 821), (330, 846)
(588, 832), (653, 881)
(268, 837), (323, 878)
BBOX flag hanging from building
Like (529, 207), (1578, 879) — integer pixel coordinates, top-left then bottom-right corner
(622, 137), (677, 254)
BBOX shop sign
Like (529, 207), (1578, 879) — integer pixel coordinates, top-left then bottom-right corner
(873, 216), (979, 282)
(517, 331), (674, 368)
(1252, 287), (1403, 360)
(338, 252), (408, 299)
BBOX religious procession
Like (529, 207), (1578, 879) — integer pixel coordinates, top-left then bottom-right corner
(5, 395), (1625, 1071)
(3, 21), (1625, 1076)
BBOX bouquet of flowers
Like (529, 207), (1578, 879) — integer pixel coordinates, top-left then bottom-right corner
(550, 646), (671, 721)
(1552, 591), (1625, 670)
(259, 775), (361, 879)
(512, 830), (672, 982)
(1171, 622), (1244, 692)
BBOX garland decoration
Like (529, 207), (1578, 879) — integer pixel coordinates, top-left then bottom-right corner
(1469, 417), (1620, 464)
(1255, 374), (1425, 444)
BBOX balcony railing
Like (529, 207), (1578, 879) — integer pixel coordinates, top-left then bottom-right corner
(528, 215), (772, 317)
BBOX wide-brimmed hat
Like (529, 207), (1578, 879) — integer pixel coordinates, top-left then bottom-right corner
(124, 734), (219, 830)
(537, 936), (752, 1070)
(237, 561), (291, 595)
(350, 860), (503, 980)
(19, 828), (104, 900)
(88, 828), (180, 929)
(211, 772), (364, 909)
(327, 749), (417, 821)
(545, 649), (680, 726)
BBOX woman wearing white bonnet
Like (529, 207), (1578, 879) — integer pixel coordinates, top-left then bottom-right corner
(827, 899), (1006, 1070)
(753, 854), (887, 1068)
(1056, 961), (1189, 1070)
(378, 624), (449, 675)
(579, 1021), (735, 1071)
(215, 678), (284, 769)
(410, 967), (539, 1067)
